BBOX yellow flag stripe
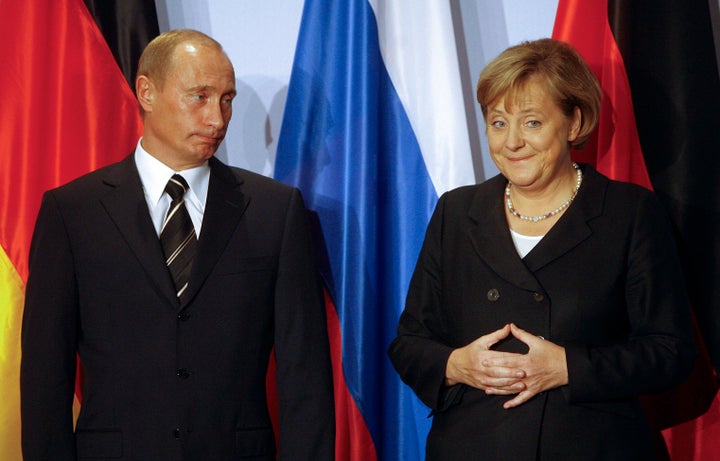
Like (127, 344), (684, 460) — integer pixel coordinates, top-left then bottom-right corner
(0, 246), (24, 460)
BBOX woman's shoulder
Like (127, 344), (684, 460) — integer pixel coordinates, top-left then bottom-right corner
(580, 164), (666, 225)
(582, 163), (656, 202)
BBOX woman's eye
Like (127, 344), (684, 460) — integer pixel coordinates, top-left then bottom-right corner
(491, 120), (506, 128)
(526, 120), (541, 128)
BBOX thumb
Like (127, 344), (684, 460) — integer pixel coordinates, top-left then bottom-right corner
(481, 323), (512, 349)
(509, 323), (541, 345)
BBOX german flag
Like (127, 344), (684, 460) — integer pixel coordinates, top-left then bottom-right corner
(0, 1), (156, 458)
(553, 0), (720, 459)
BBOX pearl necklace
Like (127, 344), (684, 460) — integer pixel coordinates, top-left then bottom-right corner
(505, 163), (583, 223)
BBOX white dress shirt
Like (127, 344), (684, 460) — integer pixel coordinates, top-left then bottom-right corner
(134, 139), (210, 237)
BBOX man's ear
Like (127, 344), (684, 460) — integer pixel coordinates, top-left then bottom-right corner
(136, 75), (155, 113)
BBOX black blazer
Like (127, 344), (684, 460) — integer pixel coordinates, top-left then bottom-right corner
(21, 155), (334, 460)
(388, 165), (695, 461)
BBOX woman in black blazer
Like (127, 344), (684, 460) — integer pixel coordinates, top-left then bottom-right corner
(388, 38), (695, 460)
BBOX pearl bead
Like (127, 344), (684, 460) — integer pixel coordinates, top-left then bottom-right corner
(505, 163), (583, 222)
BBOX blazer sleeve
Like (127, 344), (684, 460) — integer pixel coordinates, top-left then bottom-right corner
(387, 194), (458, 411)
(563, 190), (697, 403)
(273, 188), (335, 461)
(21, 191), (78, 461)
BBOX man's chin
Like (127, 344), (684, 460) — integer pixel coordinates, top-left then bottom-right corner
(194, 142), (222, 157)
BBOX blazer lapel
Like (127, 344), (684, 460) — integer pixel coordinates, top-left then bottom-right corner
(99, 155), (179, 306)
(523, 165), (606, 273)
(181, 157), (248, 306)
(467, 175), (543, 292)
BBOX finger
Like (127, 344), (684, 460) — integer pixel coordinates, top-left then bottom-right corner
(503, 389), (537, 409)
(480, 374), (525, 388)
(509, 323), (548, 351)
(509, 323), (537, 342)
(480, 324), (512, 349)
(481, 353), (527, 370)
(485, 388), (520, 396)
(484, 381), (526, 395)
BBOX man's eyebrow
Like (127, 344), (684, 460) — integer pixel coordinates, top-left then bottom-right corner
(185, 85), (213, 92)
(186, 85), (236, 96)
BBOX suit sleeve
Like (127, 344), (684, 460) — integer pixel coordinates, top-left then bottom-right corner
(387, 194), (458, 411)
(273, 188), (335, 461)
(21, 191), (78, 461)
(563, 191), (697, 402)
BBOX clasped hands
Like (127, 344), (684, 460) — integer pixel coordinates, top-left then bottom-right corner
(445, 323), (568, 409)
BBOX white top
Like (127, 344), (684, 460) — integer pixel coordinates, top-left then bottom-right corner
(510, 228), (544, 258)
(134, 139), (210, 237)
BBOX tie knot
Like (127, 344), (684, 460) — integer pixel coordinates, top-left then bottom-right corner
(165, 174), (189, 201)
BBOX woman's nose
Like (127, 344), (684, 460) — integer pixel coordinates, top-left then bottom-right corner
(505, 125), (524, 150)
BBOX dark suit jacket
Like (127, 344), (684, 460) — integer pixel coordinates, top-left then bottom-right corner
(388, 165), (695, 461)
(21, 155), (334, 461)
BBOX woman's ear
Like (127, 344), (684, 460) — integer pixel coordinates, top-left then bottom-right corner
(568, 106), (582, 142)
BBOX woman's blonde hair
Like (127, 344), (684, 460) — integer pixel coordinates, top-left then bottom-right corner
(476, 38), (601, 148)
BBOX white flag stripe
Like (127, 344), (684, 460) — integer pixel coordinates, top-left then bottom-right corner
(369, 0), (476, 196)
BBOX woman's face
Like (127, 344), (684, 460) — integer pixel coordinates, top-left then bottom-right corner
(486, 77), (581, 193)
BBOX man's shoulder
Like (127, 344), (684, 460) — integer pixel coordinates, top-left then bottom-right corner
(214, 159), (297, 196)
(49, 156), (133, 197)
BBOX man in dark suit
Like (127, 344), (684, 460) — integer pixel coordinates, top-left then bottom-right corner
(21, 29), (334, 460)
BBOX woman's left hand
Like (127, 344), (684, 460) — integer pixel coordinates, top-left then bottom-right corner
(483, 323), (569, 409)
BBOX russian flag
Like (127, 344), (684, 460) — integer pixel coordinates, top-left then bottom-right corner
(274, 0), (474, 459)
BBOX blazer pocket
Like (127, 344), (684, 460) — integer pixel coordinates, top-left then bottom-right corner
(216, 256), (276, 275)
(235, 427), (275, 458)
(75, 429), (122, 458)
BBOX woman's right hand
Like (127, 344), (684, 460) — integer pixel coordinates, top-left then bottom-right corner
(445, 324), (526, 394)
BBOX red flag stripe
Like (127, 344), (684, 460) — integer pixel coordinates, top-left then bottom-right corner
(552, 0), (652, 190)
(0, 1), (143, 458)
(0, 0), (142, 281)
(552, 1), (720, 460)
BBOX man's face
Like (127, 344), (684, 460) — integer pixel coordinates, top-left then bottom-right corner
(139, 42), (236, 171)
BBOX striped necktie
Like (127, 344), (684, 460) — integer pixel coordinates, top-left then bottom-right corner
(160, 174), (197, 302)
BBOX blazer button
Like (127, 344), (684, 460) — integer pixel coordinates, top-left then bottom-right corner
(173, 428), (181, 438)
(177, 311), (191, 322)
(487, 289), (500, 302)
(533, 292), (544, 302)
(177, 368), (191, 379)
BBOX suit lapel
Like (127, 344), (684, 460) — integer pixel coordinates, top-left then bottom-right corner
(466, 166), (606, 290)
(99, 155), (179, 306)
(467, 175), (543, 292)
(181, 157), (248, 307)
(523, 165), (605, 273)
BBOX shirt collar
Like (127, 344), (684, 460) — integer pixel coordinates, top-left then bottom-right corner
(133, 138), (210, 209)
